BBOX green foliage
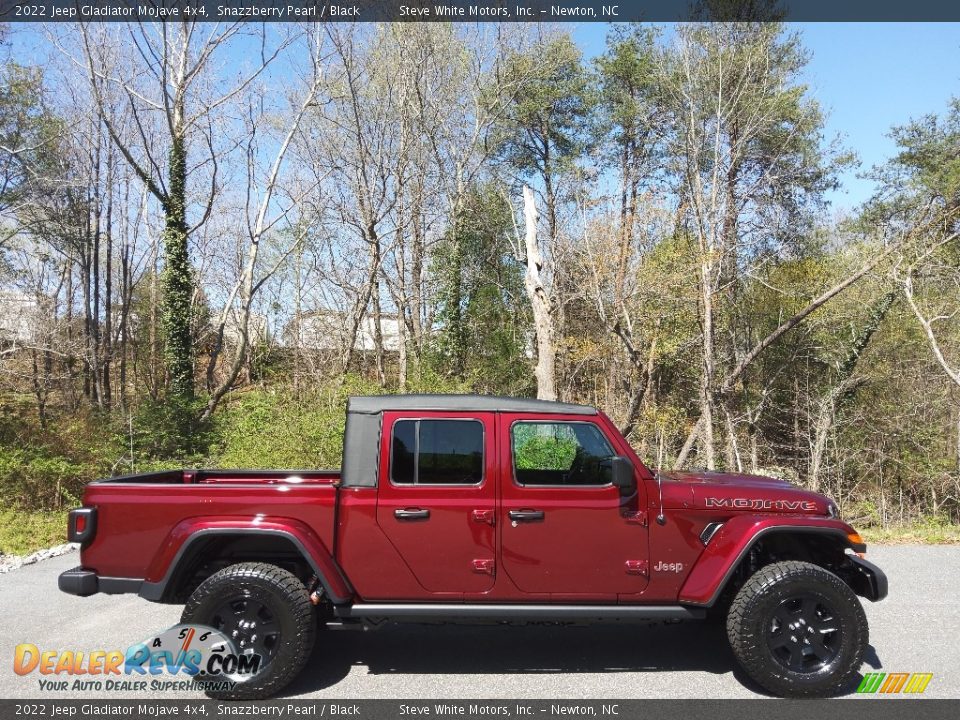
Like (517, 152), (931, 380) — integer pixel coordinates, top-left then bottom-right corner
(593, 24), (663, 170)
(161, 135), (196, 402)
(0, 509), (66, 555)
(0, 58), (62, 212)
(513, 428), (577, 471)
(0, 446), (86, 509)
(861, 519), (960, 545)
(429, 184), (532, 395)
(213, 389), (347, 469)
(888, 98), (960, 205)
(493, 34), (595, 183)
(130, 396), (212, 465)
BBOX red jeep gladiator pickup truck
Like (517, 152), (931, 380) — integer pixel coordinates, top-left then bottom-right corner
(59, 395), (886, 699)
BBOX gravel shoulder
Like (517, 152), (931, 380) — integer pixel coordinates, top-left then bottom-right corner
(0, 543), (78, 574)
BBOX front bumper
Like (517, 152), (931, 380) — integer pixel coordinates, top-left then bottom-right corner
(58, 566), (142, 597)
(846, 555), (888, 602)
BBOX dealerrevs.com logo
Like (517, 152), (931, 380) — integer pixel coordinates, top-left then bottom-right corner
(14, 624), (262, 693)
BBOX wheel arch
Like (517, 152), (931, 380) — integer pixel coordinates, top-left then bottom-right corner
(679, 516), (864, 607)
(139, 521), (352, 604)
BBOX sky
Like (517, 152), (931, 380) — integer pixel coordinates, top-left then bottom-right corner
(8, 21), (960, 213)
(574, 22), (960, 211)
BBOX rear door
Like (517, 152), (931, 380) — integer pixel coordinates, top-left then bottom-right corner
(376, 411), (496, 595)
(499, 413), (649, 596)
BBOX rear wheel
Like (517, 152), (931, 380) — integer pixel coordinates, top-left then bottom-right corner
(726, 560), (868, 697)
(181, 562), (315, 700)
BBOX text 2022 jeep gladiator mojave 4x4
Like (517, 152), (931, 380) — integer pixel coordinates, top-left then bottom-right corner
(59, 394), (887, 699)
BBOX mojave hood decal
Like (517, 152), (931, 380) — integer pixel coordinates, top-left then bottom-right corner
(703, 497), (818, 512)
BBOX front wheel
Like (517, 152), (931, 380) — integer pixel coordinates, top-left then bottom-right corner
(181, 562), (315, 700)
(726, 560), (868, 697)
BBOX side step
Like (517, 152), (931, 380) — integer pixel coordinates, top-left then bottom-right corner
(334, 603), (705, 621)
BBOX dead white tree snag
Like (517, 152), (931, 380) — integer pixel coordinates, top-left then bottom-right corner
(522, 185), (556, 402)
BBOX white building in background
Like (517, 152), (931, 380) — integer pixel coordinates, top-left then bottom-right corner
(0, 290), (41, 343)
(289, 310), (400, 352)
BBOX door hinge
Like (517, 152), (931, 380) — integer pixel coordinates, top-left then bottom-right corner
(625, 559), (648, 576)
(472, 509), (495, 525)
(622, 510), (648, 526)
(472, 559), (495, 575)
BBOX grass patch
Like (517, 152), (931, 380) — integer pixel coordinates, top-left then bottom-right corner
(0, 509), (68, 556)
(860, 521), (960, 545)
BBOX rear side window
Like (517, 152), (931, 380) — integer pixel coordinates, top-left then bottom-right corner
(390, 419), (484, 485)
(512, 421), (615, 486)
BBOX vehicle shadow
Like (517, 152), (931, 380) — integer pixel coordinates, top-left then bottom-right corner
(283, 621), (725, 696)
(281, 621), (884, 698)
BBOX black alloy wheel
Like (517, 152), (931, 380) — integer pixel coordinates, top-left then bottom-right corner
(209, 593), (282, 667)
(765, 592), (841, 673)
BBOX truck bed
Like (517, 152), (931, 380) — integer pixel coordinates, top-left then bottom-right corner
(79, 469), (341, 586)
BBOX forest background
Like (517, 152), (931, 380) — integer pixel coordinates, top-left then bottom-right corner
(2, 19), (959, 554)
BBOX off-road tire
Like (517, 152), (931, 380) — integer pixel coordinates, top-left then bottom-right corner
(726, 560), (868, 697)
(181, 562), (315, 700)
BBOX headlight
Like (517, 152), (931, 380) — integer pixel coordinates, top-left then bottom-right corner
(826, 502), (838, 518)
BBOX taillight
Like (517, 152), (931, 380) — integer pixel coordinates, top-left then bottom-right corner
(68, 507), (97, 544)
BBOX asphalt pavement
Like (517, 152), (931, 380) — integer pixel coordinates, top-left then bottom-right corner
(0, 546), (956, 699)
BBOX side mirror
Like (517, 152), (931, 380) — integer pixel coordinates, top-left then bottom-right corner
(610, 456), (636, 495)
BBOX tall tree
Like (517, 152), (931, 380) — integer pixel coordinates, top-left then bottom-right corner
(78, 22), (290, 402)
(664, 23), (848, 469)
(495, 33), (594, 400)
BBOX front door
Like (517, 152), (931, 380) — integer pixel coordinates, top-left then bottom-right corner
(499, 415), (649, 596)
(376, 411), (497, 595)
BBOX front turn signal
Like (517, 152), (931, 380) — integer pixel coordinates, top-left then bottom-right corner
(847, 531), (866, 557)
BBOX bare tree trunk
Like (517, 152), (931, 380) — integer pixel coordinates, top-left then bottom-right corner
(698, 249), (716, 469)
(615, 318), (657, 439)
(202, 73), (320, 418)
(149, 233), (158, 399)
(522, 186), (556, 401)
(341, 247), (381, 376)
(371, 269), (386, 387)
(410, 193), (425, 359)
(293, 243), (303, 397)
(397, 307), (408, 391)
(808, 399), (835, 494)
(102, 152), (113, 408)
(676, 416), (703, 469)
(118, 232), (131, 408)
(723, 406), (741, 472)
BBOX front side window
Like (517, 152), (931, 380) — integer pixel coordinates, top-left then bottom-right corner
(512, 422), (615, 487)
(390, 419), (484, 485)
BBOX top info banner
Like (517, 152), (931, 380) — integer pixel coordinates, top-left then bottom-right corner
(3, 0), (960, 22)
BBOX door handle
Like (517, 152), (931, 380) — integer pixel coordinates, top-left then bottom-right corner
(394, 508), (430, 520)
(508, 509), (545, 523)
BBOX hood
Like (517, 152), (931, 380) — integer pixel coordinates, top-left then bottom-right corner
(659, 469), (834, 515)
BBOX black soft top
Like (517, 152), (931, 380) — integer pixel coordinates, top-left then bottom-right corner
(341, 394), (597, 488)
(347, 394), (596, 416)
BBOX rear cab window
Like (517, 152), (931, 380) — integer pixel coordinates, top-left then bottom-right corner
(390, 419), (484, 485)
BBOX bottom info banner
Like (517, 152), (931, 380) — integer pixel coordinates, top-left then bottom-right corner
(3, 700), (960, 720)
